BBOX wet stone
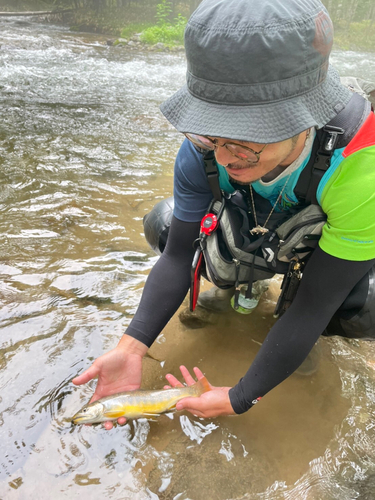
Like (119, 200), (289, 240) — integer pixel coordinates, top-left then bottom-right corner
(153, 42), (166, 50)
(115, 38), (128, 45)
(178, 306), (219, 329)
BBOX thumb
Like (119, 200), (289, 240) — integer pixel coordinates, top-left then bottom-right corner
(72, 364), (99, 386)
(176, 397), (199, 412)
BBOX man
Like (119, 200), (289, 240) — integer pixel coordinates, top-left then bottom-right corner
(73, 0), (375, 428)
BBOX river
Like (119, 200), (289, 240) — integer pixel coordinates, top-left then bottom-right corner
(1, 17), (375, 500)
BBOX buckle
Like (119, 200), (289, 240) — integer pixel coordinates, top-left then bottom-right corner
(322, 125), (344, 152)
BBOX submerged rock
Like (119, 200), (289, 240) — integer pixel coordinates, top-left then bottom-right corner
(178, 305), (219, 329)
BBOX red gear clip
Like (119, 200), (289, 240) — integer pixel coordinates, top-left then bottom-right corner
(200, 213), (218, 237)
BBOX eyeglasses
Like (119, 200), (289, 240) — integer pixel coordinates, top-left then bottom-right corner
(185, 133), (267, 164)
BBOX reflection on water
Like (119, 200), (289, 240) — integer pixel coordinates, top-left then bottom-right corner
(1, 16), (375, 500)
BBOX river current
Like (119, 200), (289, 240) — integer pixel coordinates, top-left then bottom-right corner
(1, 17), (375, 500)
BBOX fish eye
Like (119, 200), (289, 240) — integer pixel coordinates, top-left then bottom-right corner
(83, 408), (87, 413)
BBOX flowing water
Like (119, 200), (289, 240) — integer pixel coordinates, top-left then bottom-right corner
(1, 17), (375, 500)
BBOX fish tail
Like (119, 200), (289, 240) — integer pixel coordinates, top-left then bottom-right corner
(195, 375), (211, 394)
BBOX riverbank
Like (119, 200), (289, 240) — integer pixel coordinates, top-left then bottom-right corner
(2, 6), (374, 52)
(40, 7), (375, 53)
(56, 7), (150, 37)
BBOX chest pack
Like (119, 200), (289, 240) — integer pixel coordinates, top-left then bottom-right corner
(190, 92), (372, 312)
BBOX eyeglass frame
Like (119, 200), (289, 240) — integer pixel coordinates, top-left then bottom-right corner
(184, 133), (267, 164)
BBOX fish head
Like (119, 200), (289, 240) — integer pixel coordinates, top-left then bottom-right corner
(71, 401), (105, 424)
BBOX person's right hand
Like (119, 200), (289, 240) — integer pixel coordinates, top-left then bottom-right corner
(72, 334), (148, 430)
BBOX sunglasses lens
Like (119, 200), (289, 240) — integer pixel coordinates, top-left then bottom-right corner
(226, 144), (258, 163)
(185, 134), (214, 150)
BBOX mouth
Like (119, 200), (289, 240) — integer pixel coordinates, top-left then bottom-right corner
(72, 415), (85, 424)
(225, 165), (252, 176)
(224, 161), (257, 172)
(71, 413), (92, 424)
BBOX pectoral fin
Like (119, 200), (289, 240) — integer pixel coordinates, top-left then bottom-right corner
(104, 410), (126, 419)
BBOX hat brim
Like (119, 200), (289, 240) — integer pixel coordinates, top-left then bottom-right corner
(160, 66), (352, 144)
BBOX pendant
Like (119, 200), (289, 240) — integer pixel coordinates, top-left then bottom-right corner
(250, 225), (269, 235)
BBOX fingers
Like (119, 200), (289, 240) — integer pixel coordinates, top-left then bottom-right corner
(165, 374), (184, 388)
(103, 417), (126, 430)
(165, 365), (198, 388)
(176, 396), (203, 413)
(72, 364), (99, 386)
(165, 366), (207, 389)
(193, 366), (205, 380)
(179, 365), (196, 386)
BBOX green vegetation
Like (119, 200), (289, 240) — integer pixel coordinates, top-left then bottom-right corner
(140, 1), (187, 46)
(120, 23), (152, 39)
(333, 20), (375, 52)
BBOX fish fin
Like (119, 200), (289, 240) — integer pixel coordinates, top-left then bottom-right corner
(142, 412), (161, 417)
(104, 410), (126, 419)
(195, 375), (211, 394)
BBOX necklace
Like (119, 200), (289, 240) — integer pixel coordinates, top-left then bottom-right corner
(247, 129), (312, 236)
(249, 173), (291, 235)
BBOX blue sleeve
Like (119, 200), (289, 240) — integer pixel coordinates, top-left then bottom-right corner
(173, 139), (213, 222)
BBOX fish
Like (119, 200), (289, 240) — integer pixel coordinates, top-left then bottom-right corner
(71, 376), (211, 424)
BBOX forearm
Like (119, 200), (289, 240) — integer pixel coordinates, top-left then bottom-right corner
(126, 216), (200, 347)
(125, 252), (192, 346)
(229, 247), (375, 414)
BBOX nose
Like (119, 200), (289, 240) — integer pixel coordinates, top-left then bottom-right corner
(214, 145), (239, 166)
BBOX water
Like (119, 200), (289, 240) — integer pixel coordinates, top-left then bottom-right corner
(1, 17), (375, 499)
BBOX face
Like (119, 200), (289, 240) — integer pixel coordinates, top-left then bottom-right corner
(212, 133), (307, 184)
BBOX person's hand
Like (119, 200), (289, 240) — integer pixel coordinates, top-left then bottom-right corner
(72, 334), (147, 429)
(164, 366), (236, 418)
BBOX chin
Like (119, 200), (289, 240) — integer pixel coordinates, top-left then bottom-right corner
(228, 173), (260, 185)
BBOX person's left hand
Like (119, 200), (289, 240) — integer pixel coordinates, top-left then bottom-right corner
(164, 366), (236, 418)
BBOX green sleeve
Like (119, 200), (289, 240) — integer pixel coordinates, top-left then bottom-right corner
(319, 146), (375, 261)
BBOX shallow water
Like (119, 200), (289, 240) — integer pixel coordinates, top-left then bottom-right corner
(1, 18), (375, 500)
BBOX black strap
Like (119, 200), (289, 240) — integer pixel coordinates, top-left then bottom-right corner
(297, 125), (344, 205)
(203, 150), (222, 202)
(295, 93), (371, 205)
(202, 93), (371, 206)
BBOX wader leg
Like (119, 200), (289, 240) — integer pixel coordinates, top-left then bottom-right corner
(143, 197), (174, 255)
(324, 266), (375, 341)
(197, 285), (235, 312)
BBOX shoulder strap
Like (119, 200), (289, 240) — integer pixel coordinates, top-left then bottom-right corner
(203, 150), (222, 202)
(295, 93), (371, 205)
(202, 93), (371, 206)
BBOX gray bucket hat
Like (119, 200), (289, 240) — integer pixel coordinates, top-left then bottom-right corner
(160, 0), (352, 144)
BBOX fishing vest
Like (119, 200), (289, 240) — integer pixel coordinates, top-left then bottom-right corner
(198, 93), (372, 301)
